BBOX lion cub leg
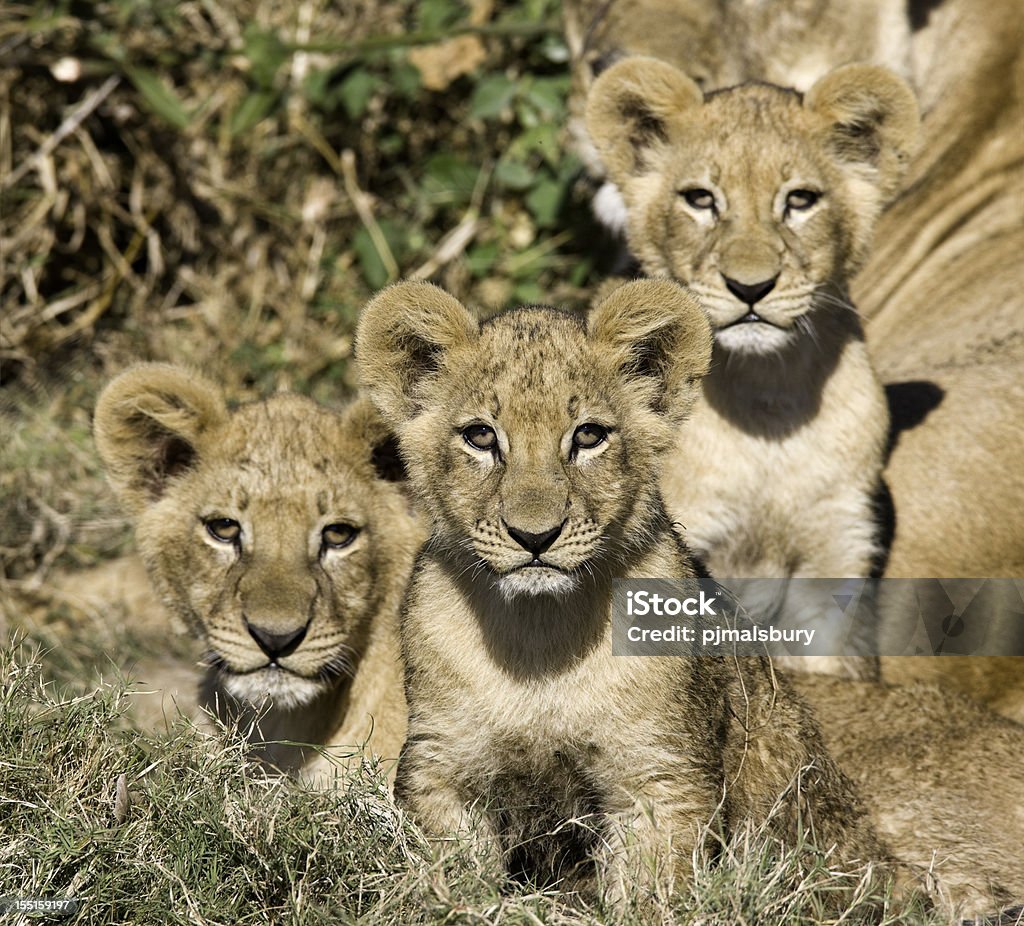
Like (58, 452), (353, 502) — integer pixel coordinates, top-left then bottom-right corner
(593, 773), (716, 910)
(395, 736), (504, 871)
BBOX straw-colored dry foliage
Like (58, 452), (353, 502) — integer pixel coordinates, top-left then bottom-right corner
(1, 0), (600, 584)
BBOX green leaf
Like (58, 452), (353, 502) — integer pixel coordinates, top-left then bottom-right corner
(494, 159), (535, 191)
(125, 67), (189, 129)
(569, 258), (594, 287)
(469, 74), (516, 120)
(391, 61), (422, 100)
(339, 69), (382, 120)
(422, 154), (479, 205)
(466, 241), (500, 277)
(417, 0), (464, 32)
(524, 76), (568, 118)
(513, 124), (561, 167)
(242, 25), (289, 89)
(230, 90), (279, 136)
(353, 227), (389, 290)
(353, 220), (408, 289)
(525, 178), (564, 228)
(513, 280), (544, 304)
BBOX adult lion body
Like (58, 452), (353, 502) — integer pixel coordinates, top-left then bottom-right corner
(94, 365), (420, 784)
(355, 279), (904, 907)
(793, 673), (1024, 918)
(856, 0), (1024, 583)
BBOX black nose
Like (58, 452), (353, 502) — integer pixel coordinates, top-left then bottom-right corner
(722, 275), (778, 306)
(245, 620), (308, 660)
(505, 522), (564, 557)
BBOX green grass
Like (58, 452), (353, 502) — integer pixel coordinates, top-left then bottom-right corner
(0, 640), (942, 926)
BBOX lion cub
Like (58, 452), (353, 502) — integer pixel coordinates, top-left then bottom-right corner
(586, 61), (921, 678)
(355, 279), (897, 903)
(94, 364), (421, 784)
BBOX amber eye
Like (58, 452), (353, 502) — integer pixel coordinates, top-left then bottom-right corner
(205, 518), (241, 544)
(463, 424), (497, 451)
(572, 423), (608, 451)
(322, 523), (359, 549)
(681, 188), (716, 210)
(786, 189), (820, 211)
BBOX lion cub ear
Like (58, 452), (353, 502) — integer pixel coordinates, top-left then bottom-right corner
(355, 281), (478, 425)
(804, 64), (920, 198)
(589, 279), (712, 423)
(586, 56), (703, 183)
(339, 396), (407, 484)
(94, 363), (227, 514)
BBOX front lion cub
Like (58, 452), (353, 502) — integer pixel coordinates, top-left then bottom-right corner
(356, 279), (896, 903)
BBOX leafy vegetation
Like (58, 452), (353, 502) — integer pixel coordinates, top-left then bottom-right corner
(1, 0), (612, 583)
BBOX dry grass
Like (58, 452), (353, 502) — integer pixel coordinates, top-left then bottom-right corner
(0, 640), (941, 926)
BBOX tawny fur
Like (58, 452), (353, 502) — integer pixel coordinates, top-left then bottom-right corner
(858, 0), (1024, 713)
(355, 279), (905, 907)
(563, 0), (912, 180)
(586, 61), (920, 679)
(792, 673), (1024, 921)
(569, 0), (1024, 716)
(94, 365), (421, 785)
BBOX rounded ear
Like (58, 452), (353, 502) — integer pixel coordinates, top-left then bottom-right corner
(588, 279), (711, 422)
(586, 56), (703, 182)
(94, 363), (228, 514)
(339, 396), (407, 484)
(355, 281), (478, 425)
(804, 64), (920, 199)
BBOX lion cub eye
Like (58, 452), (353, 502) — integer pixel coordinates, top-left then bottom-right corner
(463, 424), (497, 451)
(786, 189), (820, 211)
(573, 423), (608, 450)
(205, 518), (241, 543)
(322, 523), (359, 549)
(680, 188), (716, 211)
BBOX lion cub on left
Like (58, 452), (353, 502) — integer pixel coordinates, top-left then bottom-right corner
(95, 364), (421, 785)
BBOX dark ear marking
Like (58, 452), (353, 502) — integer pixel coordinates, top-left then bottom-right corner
(398, 333), (445, 385)
(154, 434), (196, 483)
(370, 433), (407, 483)
(94, 363), (227, 514)
(621, 95), (669, 168)
(831, 116), (883, 164)
(585, 57), (703, 182)
(804, 65), (920, 198)
(355, 281), (478, 426)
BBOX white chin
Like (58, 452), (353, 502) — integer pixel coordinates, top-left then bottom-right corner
(222, 668), (324, 710)
(715, 322), (794, 354)
(497, 568), (580, 600)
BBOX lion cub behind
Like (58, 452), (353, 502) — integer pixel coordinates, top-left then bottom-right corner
(355, 279), (896, 904)
(586, 60), (922, 678)
(95, 365), (421, 784)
